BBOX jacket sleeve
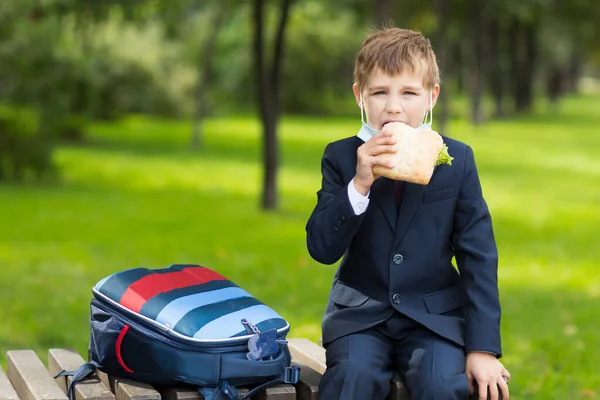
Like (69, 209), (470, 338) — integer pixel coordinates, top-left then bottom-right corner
(452, 145), (503, 357)
(306, 142), (367, 265)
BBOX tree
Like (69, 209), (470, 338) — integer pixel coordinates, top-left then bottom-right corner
(190, 1), (229, 149)
(373, 0), (396, 26)
(431, 0), (453, 134)
(253, 0), (295, 210)
(467, 0), (488, 124)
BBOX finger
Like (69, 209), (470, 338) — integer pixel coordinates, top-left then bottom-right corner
(498, 377), (510, 400)
(502, 370), (511, 383)
(373, 134), (396, 145)
(478, 379), (488, 400)
(375, 129), (395, 138)
(466, 373), (474, 395)
(488, 379), (499, 400)
(364, 144), (397, 157)
(358, 154), (392, 170)
(369, 156), (395, 169)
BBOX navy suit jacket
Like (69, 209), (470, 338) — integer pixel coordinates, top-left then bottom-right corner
(306, 135), (502, 357)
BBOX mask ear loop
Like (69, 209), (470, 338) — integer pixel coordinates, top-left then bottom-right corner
(422, 91), (433, 127)
(429, 90), (433, 126)
(359, 94), (367, 125)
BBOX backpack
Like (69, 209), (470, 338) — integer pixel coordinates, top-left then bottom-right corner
(57, 264), (300, 400)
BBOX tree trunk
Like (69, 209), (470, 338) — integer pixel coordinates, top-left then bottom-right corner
(253, 0), (293, 210)
(507, 16), (519, 113)
(373, 0), (396, 26)
(520, 23), (537, 112)
(191, 2), (228, 149)
(567, 46), (583, 93)
(432, 0), (452, 135)
(545, 65), (566, 113)
(509, 17), (538, 114)
(468, 0), (487, 125)
(488, 16), (506, 118)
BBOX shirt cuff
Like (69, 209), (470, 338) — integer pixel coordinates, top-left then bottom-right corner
(348, 179), (370, 215)
(469, 350), (497, 356)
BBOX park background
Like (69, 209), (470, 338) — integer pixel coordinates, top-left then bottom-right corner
(1, 0), (599, 398)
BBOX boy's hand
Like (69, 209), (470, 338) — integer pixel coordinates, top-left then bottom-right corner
(466, 352), (510, 400)
(354, 130), (397, 195)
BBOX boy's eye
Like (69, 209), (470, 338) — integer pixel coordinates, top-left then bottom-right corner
(404, 91), (417, 96)
(373, 91), (386, 95)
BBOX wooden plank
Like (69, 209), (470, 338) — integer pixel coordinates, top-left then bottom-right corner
(290, 360), (320, 400)
(0, 366), (20, 400)
(47, 349), (114, 400)
(94, 372), (115, 394)
(6, 350), (67, 400)
(389, 372), (409, 400)
(155, 386), (203, 400)
(156, 384), (253, 400)
(287, 339), (326, 375)
(251, 384), (295, 400)
(114, 378), (160, 400)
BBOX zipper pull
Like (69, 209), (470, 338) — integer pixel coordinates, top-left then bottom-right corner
(241, 318), (261, 335)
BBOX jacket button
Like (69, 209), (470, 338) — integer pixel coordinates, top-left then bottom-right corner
(392, 254), (404, 265)
(392, 294), (401, 304)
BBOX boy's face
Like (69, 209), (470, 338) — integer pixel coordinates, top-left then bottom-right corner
(353, 67), (440, 130)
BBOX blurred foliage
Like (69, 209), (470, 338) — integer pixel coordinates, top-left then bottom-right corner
(0, 107), (55, 182)
(283, 1), (364, 115)
(0, 0), (599, 183)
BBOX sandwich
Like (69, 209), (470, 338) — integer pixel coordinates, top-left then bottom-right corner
(372, 122), (453, 185)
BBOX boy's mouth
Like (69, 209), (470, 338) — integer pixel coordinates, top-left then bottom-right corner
(381, 120), (406, 129)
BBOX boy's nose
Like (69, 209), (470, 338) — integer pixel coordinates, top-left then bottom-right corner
(386, 100), (403, 114)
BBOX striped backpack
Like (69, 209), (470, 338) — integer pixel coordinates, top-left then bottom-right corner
(57, 264), (300, 400)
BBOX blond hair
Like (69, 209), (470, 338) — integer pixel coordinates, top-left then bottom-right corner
(353, 27), (440, 92)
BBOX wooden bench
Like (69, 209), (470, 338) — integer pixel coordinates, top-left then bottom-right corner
(0, 344), (403, 400)
(0, 344), (496, 400)
(0, 348), (300, 400)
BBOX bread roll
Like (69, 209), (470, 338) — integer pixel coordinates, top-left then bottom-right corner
(372, 122), (444, 185)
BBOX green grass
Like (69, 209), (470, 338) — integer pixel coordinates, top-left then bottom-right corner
(1, 95), (600, 399)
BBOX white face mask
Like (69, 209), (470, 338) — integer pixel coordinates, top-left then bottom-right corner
(357, 91), (433, 142)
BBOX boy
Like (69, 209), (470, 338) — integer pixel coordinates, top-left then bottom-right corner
(305, 27), (510, 400)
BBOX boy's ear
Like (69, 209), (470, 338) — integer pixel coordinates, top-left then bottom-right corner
(430, 84), (441, 110)
(352, 83), (361, 107)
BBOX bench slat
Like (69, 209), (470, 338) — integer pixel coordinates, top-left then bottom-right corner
(156, 386), (202, 400)
(290, 360), (319, 400)
(389, 372), (409, 400)
(287, 339), (326, 375)
(94, 372), (115, 395)
(252, 384), (295, 400)
(0, 366), (20, 400)
(114, 378), (161, 400)
(47, 349), (114, 400)
(6, 350), (67, 400)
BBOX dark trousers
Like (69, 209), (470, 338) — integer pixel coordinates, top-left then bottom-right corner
(319, 314), (470, 400)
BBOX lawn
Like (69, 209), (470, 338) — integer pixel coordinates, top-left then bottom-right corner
(1, 94), (599, 399)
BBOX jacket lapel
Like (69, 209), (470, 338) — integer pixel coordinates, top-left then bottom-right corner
(393, 182), (425, 248)
(372, 178), (396, 231)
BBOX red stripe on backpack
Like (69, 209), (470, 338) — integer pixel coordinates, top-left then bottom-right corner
(116, 325), (134, 373)
(120, 267), (227, 312)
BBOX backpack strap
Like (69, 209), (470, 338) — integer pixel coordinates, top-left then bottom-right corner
(197, 365), (300, 400)
(54, 361), (100, 400)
